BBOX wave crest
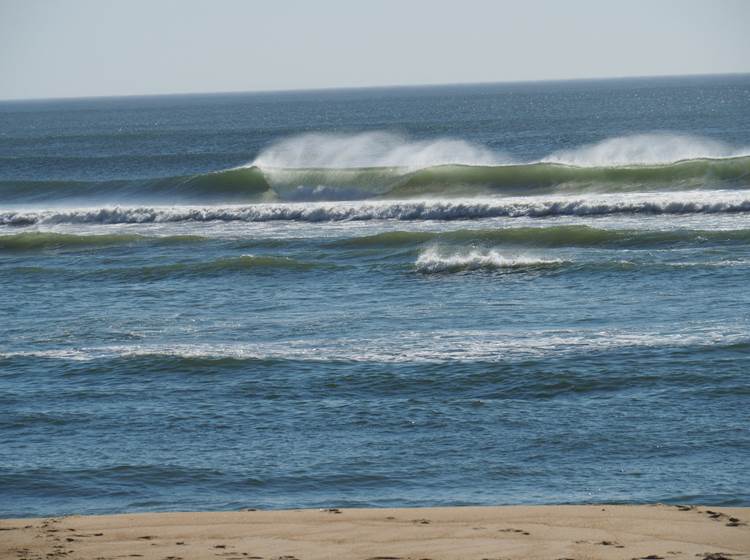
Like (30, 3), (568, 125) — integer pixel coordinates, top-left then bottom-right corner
(545, 133), (746, 167)
(251, 131), (505, 170)
(3, 132), (749, 205)
(415, 246), (564, 273)
(3, 192), (750, 225)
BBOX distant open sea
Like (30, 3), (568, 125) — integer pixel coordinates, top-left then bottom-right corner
(1, 75), (749, 517)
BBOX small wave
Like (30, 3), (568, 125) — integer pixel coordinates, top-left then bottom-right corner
(0, 232), (206, 251)
(0, 167), (273, 204)
(120, 254), (320, 280)
(0, 254), (322, 279)
(415, 246), (564, 273)
(3, 327), (747, 364)
(332, 225), (750, 250)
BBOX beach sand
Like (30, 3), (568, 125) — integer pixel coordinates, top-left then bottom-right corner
(1, 505), (748, 560)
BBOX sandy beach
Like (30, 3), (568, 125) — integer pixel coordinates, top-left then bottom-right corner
(1, 505), (748, 560)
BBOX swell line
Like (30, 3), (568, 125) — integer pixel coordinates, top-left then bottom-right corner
(1, 156), (749, 205)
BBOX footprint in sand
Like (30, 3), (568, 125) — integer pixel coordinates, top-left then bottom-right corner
(598, 540), (625, 548)
(498, 528), (529, 535)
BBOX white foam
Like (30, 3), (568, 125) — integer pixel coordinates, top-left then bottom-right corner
(2, 326), (747, 364)
(2, 191), (749, 225)
(415, 246), (563, 273)
(250, 131), (749, 171)
(251, 131), (506, 170)
(544, 133), (747, 167)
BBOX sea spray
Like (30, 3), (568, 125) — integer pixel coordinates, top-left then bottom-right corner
(415, 246), (565, 273)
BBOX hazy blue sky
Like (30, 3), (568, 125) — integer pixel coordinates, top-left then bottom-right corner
(1, 0), (748, 100)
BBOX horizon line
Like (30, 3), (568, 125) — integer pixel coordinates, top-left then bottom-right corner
(2, 71), (749, 104)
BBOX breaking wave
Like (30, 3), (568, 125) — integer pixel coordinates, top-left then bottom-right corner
(252, 131), (504, 169)
(1, 133), (748, 204)
(415, 246), (565, 273)
(3, 192), (750, 225)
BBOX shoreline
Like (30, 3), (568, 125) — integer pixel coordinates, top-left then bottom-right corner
(2, 505), (748, 560)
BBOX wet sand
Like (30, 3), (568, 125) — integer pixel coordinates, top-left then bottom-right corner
(1, 505), (748, 560)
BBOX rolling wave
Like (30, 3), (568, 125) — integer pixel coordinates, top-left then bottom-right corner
(132, 255), (319, 277)
(415, 247), (565, 273)
(0, 167), (272, 204)
(2, 255), (320, 281)
(3, 131), (750, 205)
(333, 225), (750, 249)
(0, 232), (205, 251)
(3, 192), (750, 225)
(387, 156), (750, 197)
(2, 156), (749, 204)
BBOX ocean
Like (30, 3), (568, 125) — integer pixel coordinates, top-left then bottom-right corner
(1, 75), (749, 518)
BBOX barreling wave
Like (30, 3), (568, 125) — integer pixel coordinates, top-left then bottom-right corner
(3, 191), (750, 225)
(3, 156), (749, 204)
(333, 225), (750, 250)
(386, 156), (750, 197)
(2, 255), (323, 282)
(236, 132), (749, 199)
(3, 133), (749, 204)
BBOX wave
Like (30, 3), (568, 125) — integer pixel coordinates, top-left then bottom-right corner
(0, 167), (273, 204)
(385, 156), (750, 197)
(3, 156), (747, 204)
(3, 192), (750, 225)
(333, 225), (750, 250)
(252, 131), (504, 169)
(0, 232), (206, 251)
(3, 328), (747, 363)
(415, 247), (565, 273)
(543, 133), (746, 167)
(2, 134), (748, 204)
(2, 255), (322, 282)
(133, 255), (319, 277)
(255, 132), (748, 169)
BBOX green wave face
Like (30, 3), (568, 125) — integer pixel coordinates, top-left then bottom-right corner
(1, 156), (748, 204)
(0, 167), (274, 204)
(386, 156), (750, 197)
(257, 156), (750, 199)
(179, 167), (275, 201)
(114, 255), (321, 281)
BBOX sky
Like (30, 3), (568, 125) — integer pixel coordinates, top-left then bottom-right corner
(1, 0), (749, 100)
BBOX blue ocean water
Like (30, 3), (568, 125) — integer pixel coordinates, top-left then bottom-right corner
(1, 75), (749, 517)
